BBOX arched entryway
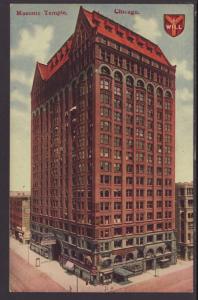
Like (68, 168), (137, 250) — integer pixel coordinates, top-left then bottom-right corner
(52, 240), (62, 261)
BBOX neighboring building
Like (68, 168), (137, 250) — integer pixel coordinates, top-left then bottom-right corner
(176, 182), (194, 260)
(10, 191), (31, 244)
(31, 7), (176, 284)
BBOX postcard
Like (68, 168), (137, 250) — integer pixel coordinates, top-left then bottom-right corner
(9, 1), (196, 295)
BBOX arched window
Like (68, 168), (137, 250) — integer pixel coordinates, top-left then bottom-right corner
(165, 91), (172, 98)
(126, 253), (134, 261)
(165, 244), (172, 252)
(156, 247), (163, 255)
(147, 84), (154, 94)
(146, 249), (154, 258)
(137, 250), (144, 258)
(114, 71), (123, 83)
(126, 76), (134, 87)
(114, 255), (122, 263)
(137, 80), (144, 88)
(101, 66), (110, 75)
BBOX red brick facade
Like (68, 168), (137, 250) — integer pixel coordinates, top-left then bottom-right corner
(10, 191), (31, 243)
(31, 7), (176, 284)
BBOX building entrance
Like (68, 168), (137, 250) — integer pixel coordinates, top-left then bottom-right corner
(146, 259), (153, 270)
(52, 240), (62, 261)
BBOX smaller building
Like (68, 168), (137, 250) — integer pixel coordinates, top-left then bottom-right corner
(10, 191), (31, 244)
(175, 182), (194, 260)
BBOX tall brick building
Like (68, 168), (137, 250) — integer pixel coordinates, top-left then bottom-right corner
(10, 191), (31, 244)
(31, 7), (176, 284)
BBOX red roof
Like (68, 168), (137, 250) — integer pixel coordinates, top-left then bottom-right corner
(83, 8), (170, 66)
(36, 7), (171, 81)
(37, 35), (73, 81)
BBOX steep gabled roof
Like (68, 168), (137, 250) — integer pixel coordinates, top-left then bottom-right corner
(85, 8), (171, 66)
(35, 7), (171, 82)
(36, 34), (73, 81)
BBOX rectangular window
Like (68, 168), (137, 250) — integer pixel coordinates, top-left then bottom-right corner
(114, 112), (122, 121)
(114, 86), (122, 96)
(114, 124), (122, 134)
(126, 164), (133, 173)
(100, 107), (111, 117)
(100, 147), (110, 158)
(100, 79), (110, 90)
(114, 150), (122, 160)
(126, 214), (133, 222)
(126, 177), (133, 184)
(126, 201), (133, 209)
(100, 120), (111, 131)
(100, 92), (110, 105)
(100, 175), (111, 184)
(114, 98), (122, 109)
(136, 164), (144, 174)
(126, 114), (133, 124)
(114, 202), (122, 210)
(100, 161), (111, 171)
(126, 238), (133, 246)
(114, 176), (122, 184)
(100, 134), (110, 145)
(126, 189), (133, 196)
(114, 137), (122, 147)
(114, 240), (122, 248)
(114, 163), (121, 172)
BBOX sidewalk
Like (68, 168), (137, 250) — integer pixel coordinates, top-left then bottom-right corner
(9, 237), (193, 292)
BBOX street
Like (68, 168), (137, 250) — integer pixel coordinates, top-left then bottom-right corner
(116, 265), (193, 292)
(9, 237), (194, 293)
(10, 250), (65, 292)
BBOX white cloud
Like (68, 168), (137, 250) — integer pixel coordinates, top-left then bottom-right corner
(171, 58), (193, 80)
(176, 88), (193, 103)
(10, 106), (31, 191)
(11, 89), (27, 103)
(11, 69), (33, 87)
(11, 25), (54, 62)
(175, 87), (193, 182)
(133, 15), (161, 42)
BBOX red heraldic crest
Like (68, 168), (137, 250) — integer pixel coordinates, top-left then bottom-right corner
(164, 14), (185, 37)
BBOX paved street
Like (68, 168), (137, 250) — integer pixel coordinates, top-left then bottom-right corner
(10, 250), (65, 292)
(10, 237), (193, 292)
(116, 265), (193, 292)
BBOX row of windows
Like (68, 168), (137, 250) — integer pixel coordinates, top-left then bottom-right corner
(100, 189), (173, 197)
(100, 77), (173, 98)
(100, 175), (172, 186)
(100, 55), (174, 88)
(100, 143), (171, 154)
(99, 211), (172, 224)
(100, 161), (172, 175)
(100, 200), (172, 210)
(100, 161), (171, 175)
(100, 134), (172, 145)
(99, 222), (172, 239)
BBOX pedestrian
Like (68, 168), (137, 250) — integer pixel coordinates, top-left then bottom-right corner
(86, 279), (89, 285)
(69, 285), (72, 292)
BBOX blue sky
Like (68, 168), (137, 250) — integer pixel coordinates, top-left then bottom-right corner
(10, 3), (194, 191)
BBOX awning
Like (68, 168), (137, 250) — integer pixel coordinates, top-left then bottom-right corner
(113, 268), (133, 277)
(65, 261), (74, 271)
(160, 258), (170, 262)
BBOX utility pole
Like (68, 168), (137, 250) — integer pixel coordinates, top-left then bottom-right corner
(154, 256), (158, 277)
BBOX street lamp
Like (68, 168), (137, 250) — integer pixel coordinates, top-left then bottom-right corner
(27, 243), (30, 264)
(154, 255), (158, 277)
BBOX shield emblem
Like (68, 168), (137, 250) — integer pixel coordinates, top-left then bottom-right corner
(164, 14), (185, 37)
